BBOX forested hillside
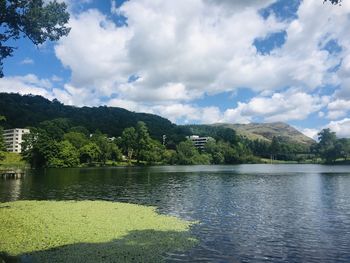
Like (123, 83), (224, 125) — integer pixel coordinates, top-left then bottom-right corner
(0, 93), (188, 143)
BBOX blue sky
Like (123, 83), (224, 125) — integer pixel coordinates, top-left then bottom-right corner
(1, 0), (350, 138)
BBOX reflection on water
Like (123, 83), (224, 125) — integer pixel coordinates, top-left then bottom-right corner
(1, 164), (350, 263)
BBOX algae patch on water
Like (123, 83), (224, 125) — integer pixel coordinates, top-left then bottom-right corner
(0, 201), (197, 262)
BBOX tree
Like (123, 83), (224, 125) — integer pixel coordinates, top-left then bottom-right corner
(175, 140), (211, 165)
(0, 0), (70, 76)
(21, 128), (60, 167)
(90, 132), (122, 164)
(79, 142), (101, 164)
(142, 139), (166, 165)
(39, 118), (71, 141)
(334, 138), (350, 161)
(64, 132), (88, 149)
(120, 127), (137, 163)
(135, 121), (152, 163)
(205, 140), (224, 164)
(108, 143), (123, 162)
(216, 128), (238, 145)
(317, 128), (338, 163)
(47, 140), (79, 168)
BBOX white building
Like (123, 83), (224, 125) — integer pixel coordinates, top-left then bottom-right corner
(3, 128), (30, 153)
(187, 135), (213, 150)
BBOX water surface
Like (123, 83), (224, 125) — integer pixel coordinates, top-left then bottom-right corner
(1, 164), (350, 262)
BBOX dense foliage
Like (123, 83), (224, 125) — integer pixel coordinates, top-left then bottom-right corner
(312, 128), (350, 163)
(21, 119), (123, 168)
(19, 118), (260, 167)
(0, 93), (189, 144)
(1, 94), (350, 167)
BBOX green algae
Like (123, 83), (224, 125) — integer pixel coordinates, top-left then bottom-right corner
(0, 201), (197, 262)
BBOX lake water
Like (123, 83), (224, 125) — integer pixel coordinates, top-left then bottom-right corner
(1, 164), (350, 262)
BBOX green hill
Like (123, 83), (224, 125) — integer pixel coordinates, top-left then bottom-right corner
(0, 93), (188, 143)
(212, 122), (315, 145)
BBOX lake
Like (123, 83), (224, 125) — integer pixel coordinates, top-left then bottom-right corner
(1, 164), (350, 262)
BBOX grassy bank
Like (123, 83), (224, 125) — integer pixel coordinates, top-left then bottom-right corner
(0, 152), (27, 169)
(0, 201), (197, 263)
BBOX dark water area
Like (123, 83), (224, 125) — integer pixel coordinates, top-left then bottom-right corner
(1, 164), (350, 262)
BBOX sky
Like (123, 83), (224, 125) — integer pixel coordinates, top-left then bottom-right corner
(1, 0), (350, 139)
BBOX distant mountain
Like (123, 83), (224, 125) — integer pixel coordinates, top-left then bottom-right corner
(212, 122), (315, 145)
(0, 93), (187, 143)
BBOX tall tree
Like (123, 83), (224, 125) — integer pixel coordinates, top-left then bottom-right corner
(317, 128), (338, 163)
(0, 0), (70, 77)
(120, 127), (137, 163)
(135, 121), (152, 163)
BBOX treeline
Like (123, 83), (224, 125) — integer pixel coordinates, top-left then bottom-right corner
(20, 118), (259, 168)
(311, 128), (350, 163)
(0, 93), (188, 145)
(248, 129), (350, 163)
(248, 137), (310, 161)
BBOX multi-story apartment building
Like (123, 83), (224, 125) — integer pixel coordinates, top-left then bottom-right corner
(3, 128), (30, 153)
(187, 135), (213, 150)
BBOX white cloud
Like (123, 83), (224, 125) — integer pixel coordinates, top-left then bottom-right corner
(19, 58), (34, 65)
(5, 0), (350, 127)
(107, 99), (222, 124)
(221, 89), (328, 123)
(203, 0), (275, 11)
(50, 0), (350, 123)
(51, 75), (63, 82)
(327, 99), (350, 120)
(327, 118), (350, 138)
(55, 0), (289, 106)
(55, 9), (132, 94)
(0, 75), (52, 97)
(300, 128), (319, 140)
(0, 74), (72, 105)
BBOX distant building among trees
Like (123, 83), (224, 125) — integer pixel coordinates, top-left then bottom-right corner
(187, 135), (214, 150)
(2, 128), (30, 153)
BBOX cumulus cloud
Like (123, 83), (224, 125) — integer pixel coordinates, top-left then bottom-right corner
(327, 99), (350, 120)
(0, 75), (72, 106)
(300, 128), (319, 140)
(0, 75), (52, 98)
(55, 0), (288, 105)
(220, 89), (328, 123)
(5, 0), (350, 126)
(48, 0), (350, 124)
(327, 118), (350, 138)
(107, 99), (222, 124)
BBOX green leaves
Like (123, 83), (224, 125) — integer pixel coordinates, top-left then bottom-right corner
(315, 128), (350, 163)
(0, 0), (70, 76)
